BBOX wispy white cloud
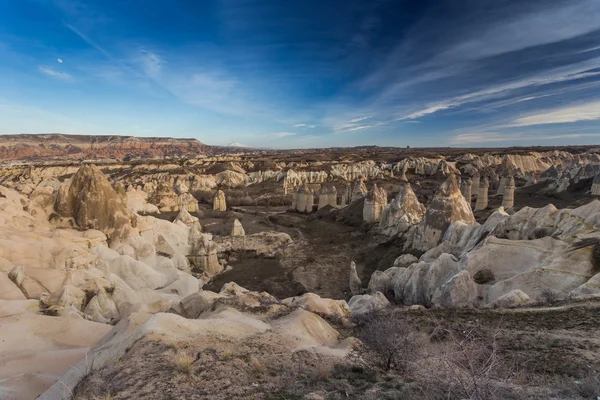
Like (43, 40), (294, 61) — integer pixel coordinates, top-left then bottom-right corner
(453, 131), (600, 144)
(138, 48), (162, 77)
(266, 131), (296, 138)
(510, 100), (600, 127)
(38, 66), (73, 81)
(293, 123), (317, 128)
(349, 116), (372, 123)
(394, 60), (600, 121)
(64, 22), (114, 60)
(448, 0), (600, 60)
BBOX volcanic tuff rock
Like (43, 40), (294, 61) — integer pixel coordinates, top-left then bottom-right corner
(54, 164), (132, 240)
(378, 182), (425, 236)
(363, 184), (387, 223)
(410, 174), (475, 251)
(230, 218), (245, 236)
(212, 189), (227, 211)
(349, 261), (362, 295)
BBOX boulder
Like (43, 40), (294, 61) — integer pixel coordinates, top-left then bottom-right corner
(348, 292), (390, 316)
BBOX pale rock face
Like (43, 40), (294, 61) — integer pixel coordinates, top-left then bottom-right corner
(470, 173), (480, 197)
(54, 164), (132, 240)
(363, 184), (387, 223)
(351, 180), (368, 202)
(378, 182), (425, 236)
(295, 184), (314, 213)
(393, 254), (418, 268)
(126, 189), (159, 214)
(367, 270), (394, 294)
(173, 208), (199, 227)
(349, 261), (362, 295)
(231, 218), (245, 236)
(317, 186), (338, 209)
(348, 292), (390, 316)
(412, 174), (475, 251)
(188, 223), (222, 277)
(393, 253), (462, 307)
(26, 186), (55, 221)
(149, 181), (179, 212)
(281, 293), (351, 321)
(174, 180), (189, 195)
(460, 177), (472, 204)
(486, 289), (530, 308)
(212, 189), (227, 211)
(177, 193), (199, 213)
(474, 177), (490, 211)
(431, 270), (479, 308)
(501, 176), (515, 209)
(592, 173), (600, 196)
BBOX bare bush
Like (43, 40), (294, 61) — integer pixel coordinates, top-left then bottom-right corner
(417, 325), (505, 400)
(352, 310), (423, 372)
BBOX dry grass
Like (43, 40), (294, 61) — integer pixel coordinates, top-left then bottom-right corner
(249, 356), (266, 376)
(172, 351), (193, 374)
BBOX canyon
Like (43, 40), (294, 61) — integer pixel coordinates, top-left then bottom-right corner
(1, 135), (600, 399)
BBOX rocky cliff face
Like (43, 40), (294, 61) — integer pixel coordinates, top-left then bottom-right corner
(0, 134), (208, 161)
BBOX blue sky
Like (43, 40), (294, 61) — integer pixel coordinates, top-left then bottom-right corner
(1, 0), (600, 148)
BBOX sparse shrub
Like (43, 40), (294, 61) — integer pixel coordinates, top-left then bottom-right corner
(539, 288), (560, 306)
(352, 310), (423, 371)
(473, 269), (495, 284)
(173, 351), (193, 374)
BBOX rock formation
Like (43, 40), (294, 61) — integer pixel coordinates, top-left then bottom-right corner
(378, 182), (425, 236)
(363, 184), (387, 223)
(212, 190), (227, 211)
(317, 186), (337, 209)
(349, 261), (362, 295)
(474, 177), (489, 211)
(351, 180), (368, 202)
(411, 174), (475, 251)
(593, 173), (600, 196)
(460, 177), (472, 204)
(54, 164), (132, 240)
(177, 193), (199, 213)
(231, 219), (245, 236)
(188, 222), (223, 276)
(501, 176), (515, 209)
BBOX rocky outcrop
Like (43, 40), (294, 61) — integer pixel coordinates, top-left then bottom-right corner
(177, 193), (199, 213)
(349, 261), (362, 295)
(231, 219), (245, 236)
(54, 164), (132, 240)
(592, 173), (600, 196)
(363, 184), (387, 223)
(212, 190), (227, 212)
(188, 223), (222, 277)
(351, 180), (368, 202)
(411, 174), (475, 251)
(378, 182), (425, 236)
(460, 177), (472, 204)
(474, 177), (489, 211)
(318, 186), (338, 209)
(294, 184), (314, 213)
(501, 176), (515, 209)
(348, 292), (390, 316)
